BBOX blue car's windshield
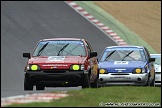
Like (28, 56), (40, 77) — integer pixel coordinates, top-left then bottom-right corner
(100, 47), (146, 62)
(33, 40), (86, 56)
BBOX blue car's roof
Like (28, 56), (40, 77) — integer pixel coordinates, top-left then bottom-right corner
(105, 45), (144, 49)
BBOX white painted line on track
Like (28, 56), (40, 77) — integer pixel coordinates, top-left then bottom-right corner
(1, 92), (69, 107)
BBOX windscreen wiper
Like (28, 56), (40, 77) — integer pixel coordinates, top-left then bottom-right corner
(121, 50), (134, 61)
(37, 42), (49, 56)
(104, 50), (116, 61)
(57, 43), (69, 56)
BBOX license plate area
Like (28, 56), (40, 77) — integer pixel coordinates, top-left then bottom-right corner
(110, 77), (130, 79)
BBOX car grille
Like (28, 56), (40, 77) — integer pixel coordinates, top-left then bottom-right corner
(42, 70), (67, 73)
(111, 73), (130, 75)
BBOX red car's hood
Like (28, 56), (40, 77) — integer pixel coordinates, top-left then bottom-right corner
(28, 56), (87, 69)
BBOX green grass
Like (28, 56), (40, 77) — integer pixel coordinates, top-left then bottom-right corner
(6, 86), (161, 107)
(75, 1), (157, 54)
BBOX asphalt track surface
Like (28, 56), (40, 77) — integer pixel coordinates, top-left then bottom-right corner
(1, 1), (117, 98)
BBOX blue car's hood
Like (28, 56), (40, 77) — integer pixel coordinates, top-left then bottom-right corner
(99, 61), (147, 73)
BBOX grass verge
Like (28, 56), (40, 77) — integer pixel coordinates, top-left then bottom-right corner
(6, 86), (161, 107)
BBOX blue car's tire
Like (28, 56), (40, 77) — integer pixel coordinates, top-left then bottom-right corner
(150, 73), (155, 87)
(90, 79), (99, 88)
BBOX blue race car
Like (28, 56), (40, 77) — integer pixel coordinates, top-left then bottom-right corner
(98, 46), (155, 86)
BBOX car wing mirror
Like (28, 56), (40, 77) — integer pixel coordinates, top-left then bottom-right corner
(90, 51), (97, 58)
(23, 53), (31, 59)
(149, 58), (155, 62)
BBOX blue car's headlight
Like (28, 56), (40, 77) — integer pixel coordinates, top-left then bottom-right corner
(99, 68), (108, 74)
(132, 68), (145, 74)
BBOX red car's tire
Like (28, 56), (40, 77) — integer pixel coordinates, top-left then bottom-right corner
(36, 84), (45, 90)
(24, 78), (33, 90)
(82, 74), (90, 89)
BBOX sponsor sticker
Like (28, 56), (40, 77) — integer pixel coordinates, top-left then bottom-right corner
(46, 56), (65, 62)
(42, 64), (68, 67)
(114, 61), (128, 64)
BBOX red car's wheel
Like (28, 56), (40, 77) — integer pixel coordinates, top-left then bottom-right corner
(24, 78), (33, 90)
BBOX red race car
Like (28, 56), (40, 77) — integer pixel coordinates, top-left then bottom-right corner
(23, 38), (99, 90)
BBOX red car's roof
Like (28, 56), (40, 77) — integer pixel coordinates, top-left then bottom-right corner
(42, 38), (84, 41)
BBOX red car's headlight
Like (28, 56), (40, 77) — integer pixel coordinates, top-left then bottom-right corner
(70, 64), (84, 71)
(26, 64), (41, 71)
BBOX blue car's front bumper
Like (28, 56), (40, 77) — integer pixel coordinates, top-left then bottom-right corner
(99, 73), (149, 86)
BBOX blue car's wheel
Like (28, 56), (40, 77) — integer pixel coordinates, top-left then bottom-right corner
(150, 73), (155, 87)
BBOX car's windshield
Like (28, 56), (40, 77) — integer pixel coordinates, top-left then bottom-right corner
(150, 55), (161, 65)
(33, 40), (86, 56)
(100, 47), (146, 62)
